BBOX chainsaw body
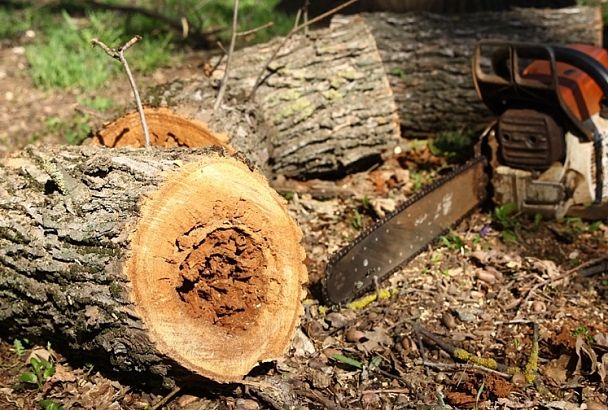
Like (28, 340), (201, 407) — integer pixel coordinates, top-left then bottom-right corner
(473, 41), (608, 219)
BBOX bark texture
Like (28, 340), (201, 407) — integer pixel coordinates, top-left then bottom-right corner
(144, 18), (399, 179)
(355, 6), (603, 137)
(277, 0), (576, 15)
(0, 145), (306, 385)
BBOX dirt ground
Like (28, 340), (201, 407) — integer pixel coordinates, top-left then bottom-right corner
(1, 31), (608, 410)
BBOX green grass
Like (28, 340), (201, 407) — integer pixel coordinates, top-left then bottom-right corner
(8, 1), (294, 92)
(202, 0), (293, 44)
(26, 10), (174, 91)
(0, 6), (50, 39)
(430, 130), (475, 162)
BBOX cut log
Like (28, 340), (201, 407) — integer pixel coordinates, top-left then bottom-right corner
(90, 107), (232, 149)
(277, 0), (577, 16)
(138, 17), (400, 179)
(351, 6), (603, 137)
(0, 145), (307, 385)
(89, 103), (274, 176)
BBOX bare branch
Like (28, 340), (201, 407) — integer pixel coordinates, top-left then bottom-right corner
(515, 255), (608, 316)
(90, 38), (116, 58)
(293, 8), (302, 31)
(247, 0), (359, 100)
(303, 0), (310, 35)
(237, 21), (274, 37)
(213, 0), (239, 111)
(91, 36), (151, 149)
(120, 35), (142, 53)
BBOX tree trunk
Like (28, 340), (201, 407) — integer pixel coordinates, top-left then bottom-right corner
(133, 17), (400, 179)
(277, 0), (577, 15)
(0, 145), (307, 385)
(354, 6), (603, 137)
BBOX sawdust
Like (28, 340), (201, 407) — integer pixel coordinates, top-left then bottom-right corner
(176, 228), (267, 333)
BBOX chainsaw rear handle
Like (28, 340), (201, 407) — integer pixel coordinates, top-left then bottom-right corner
(473, 41), (608, 142)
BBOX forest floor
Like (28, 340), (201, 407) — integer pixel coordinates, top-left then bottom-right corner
(1, 25), (608, 410)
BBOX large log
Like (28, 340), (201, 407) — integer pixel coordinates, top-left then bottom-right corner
(132, 17), (400, 179)
(355, 6), (603, 137)
(277, 0), (577, 15)
(0, 145), (307, 385)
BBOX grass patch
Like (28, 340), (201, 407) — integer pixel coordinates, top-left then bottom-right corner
(14, 1), (295, 91)
(430, 129), (475, 162)
(0, 6), (53, 40)
(77, 96), (114, 112)
(202, 0), (293, 44)
(26, 9), (175, 91)
(34, 115), (93, 145)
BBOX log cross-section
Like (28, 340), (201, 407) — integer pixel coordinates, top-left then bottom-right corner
(0, 146), (307, 384)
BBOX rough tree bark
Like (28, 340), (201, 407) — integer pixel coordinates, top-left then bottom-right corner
(277, 0), (577, 15)
(0, 145), (307, 385)
(354, 6), (603, 137)
(124, 17), (400, 179)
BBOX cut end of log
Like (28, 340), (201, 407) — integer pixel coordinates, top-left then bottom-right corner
(126, 154), (307, 382)
(90, 107), (232, 149)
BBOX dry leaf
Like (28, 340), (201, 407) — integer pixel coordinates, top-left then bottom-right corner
(359, 327), (393, 352)
(292, 328), (316, 357)
(594, 332), (608, 350)
(599, 353), (608, 384)
(575, 335), (598, 375)
(544, 362), (568, 386)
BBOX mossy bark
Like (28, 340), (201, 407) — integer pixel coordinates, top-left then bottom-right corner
(145, 17), (400, 179)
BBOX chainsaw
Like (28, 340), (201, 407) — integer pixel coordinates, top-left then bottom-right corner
(324, 40), (608, 304)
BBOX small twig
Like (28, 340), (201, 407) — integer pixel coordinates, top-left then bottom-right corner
(295, 389), (346, 410)
(247, 0), (359, 100)
(150, 386), (181, 410)
(413, 322), (519, 376)
(422, 361), (513, 379)
(216, 41), (228, 54)
(303, 0), (310, 35)
(515, 256), (608, 315)
(91, 36), (151, 149)
(214, 0), (239, 111)
(237, 21), (274, 37)
(412, 322), (430, 376)
(293, 8), (303, 31)
(362, 388), (411, 395)
(521, 323), (540, 384)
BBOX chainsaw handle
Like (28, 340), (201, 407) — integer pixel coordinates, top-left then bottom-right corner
(491, 44), (608, 100)
(473, 41), (603, 142)
(474, 41), (606, 204)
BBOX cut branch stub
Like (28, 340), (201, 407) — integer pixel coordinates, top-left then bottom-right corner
(0, 146), (307, 383)
(90, 107), (231, 149)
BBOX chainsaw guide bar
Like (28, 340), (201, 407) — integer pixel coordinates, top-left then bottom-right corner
(324, 157), (488, 305)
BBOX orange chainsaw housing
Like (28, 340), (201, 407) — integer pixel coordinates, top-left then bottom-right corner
(522, 44), (608, 122)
